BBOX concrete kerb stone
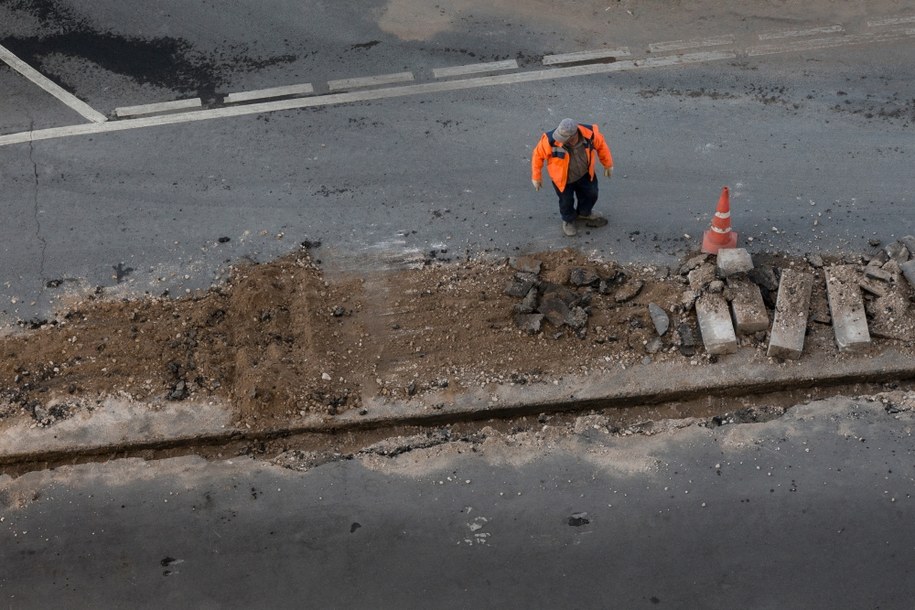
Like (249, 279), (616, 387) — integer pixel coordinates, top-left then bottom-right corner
(767, 269), (814, 360)
(728, 279), (769, 333)
(3, 349), (915, 467)
(716, 248), (754, 277)
(826, 265), (872, 352)
(695, 294), (738, 354)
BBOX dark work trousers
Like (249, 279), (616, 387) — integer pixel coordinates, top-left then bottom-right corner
(553, 173), (598, 222)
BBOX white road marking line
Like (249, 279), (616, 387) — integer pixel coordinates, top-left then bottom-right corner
(114, 98), (202, 118)
(0, 43), (107, 124)
(649, 35), (735, 53)
(224, 83), (314, 104)
(433, 60), (518, 78)
(328, 71), (414, 91)
(867, 15), (915, 27)
(758, 25), (844, 40)
(747, 30), (913, 56)
(0, 51), (736, 147)
(542, 47), (631, 66)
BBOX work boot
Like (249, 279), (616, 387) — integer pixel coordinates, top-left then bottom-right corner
(577, 212), (608, 227)
(562, 221), (577, 236)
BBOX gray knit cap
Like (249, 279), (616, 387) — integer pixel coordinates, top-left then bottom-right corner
(553, 118), (578, 142)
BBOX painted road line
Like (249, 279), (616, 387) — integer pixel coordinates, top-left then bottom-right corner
(542, 47), (631, 65)
(867, 15), (915, 27)
(225, 83), (314, 104)
(328, 71), (414, 91)
(758, 25), (844, 40)
(649, 35), (735, 53)
(433, 60), (518, 78)
(0, 43), (107, 124)
(0, 51), (737, 148)
(114, 98), (202, 118)
(747, 30), (913, 56)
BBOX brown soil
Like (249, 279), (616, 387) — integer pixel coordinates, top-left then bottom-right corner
(1, 247), (913, 430)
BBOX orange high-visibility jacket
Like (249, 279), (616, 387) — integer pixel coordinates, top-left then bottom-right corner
(531, 123), (613, 192)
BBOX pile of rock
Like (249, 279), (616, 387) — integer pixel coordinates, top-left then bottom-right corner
(676, 249), (773, 355)
(858, 235), (915, 342)
(504, 255), (639, 337)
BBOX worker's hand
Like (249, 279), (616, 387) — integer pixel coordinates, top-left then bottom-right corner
(532, 179), (542, 191)
(603, 166), (613, 179)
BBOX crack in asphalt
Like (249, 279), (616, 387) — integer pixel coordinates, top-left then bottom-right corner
(27, 122), (47, 283)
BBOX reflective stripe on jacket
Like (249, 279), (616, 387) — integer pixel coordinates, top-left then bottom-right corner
(531, 123), (613, 192)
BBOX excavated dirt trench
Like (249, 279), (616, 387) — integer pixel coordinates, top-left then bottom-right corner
(1, 244), (914, 475)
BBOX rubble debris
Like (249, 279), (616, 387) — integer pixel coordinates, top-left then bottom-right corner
(688, 264), (716, 291)
(509, 256), (542, 275)
(748, 265), (779, 292)
(516, 287), (539, 314)
(807, 254), (824, 268)
(504, 274), (538, 298)
(902, 260), (915, 289)
(514, 314), (544, 334)
(569, 267), (600, 287)
(864, 267), (894, 283)
(900, 235), (915, 257)
(648, 303), (670, 336)
(858, 277), (888, 298)
(676, 322), (698, 357)
(885, 241), (911, 265)
(678, 253), (710, 276)
(614, 279), (644, 303)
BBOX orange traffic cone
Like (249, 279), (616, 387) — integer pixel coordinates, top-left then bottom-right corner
(701, 186), (738, 254)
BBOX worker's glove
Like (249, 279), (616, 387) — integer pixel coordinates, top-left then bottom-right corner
(532, 179), (542, 191)
(604, 166), (613, 179)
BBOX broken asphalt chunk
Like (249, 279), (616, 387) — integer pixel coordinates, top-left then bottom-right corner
(514, 313), (544, 334)
(504, 273), (538, 298)
(515, 287), (539, 314)
(648, 303), (669, 336)
(614, 279), (643, 303)
(748, 265), (779, 292)
(509, 255), (542, 275)
(569, 267), (600, 287)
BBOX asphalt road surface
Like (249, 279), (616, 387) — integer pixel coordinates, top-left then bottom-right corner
(1, 1), (913, 323)
(1, 3), (914, 606)
(1, 395), (913, 608)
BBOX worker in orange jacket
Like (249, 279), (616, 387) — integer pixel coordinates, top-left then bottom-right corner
(531, 118), (613, 236)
